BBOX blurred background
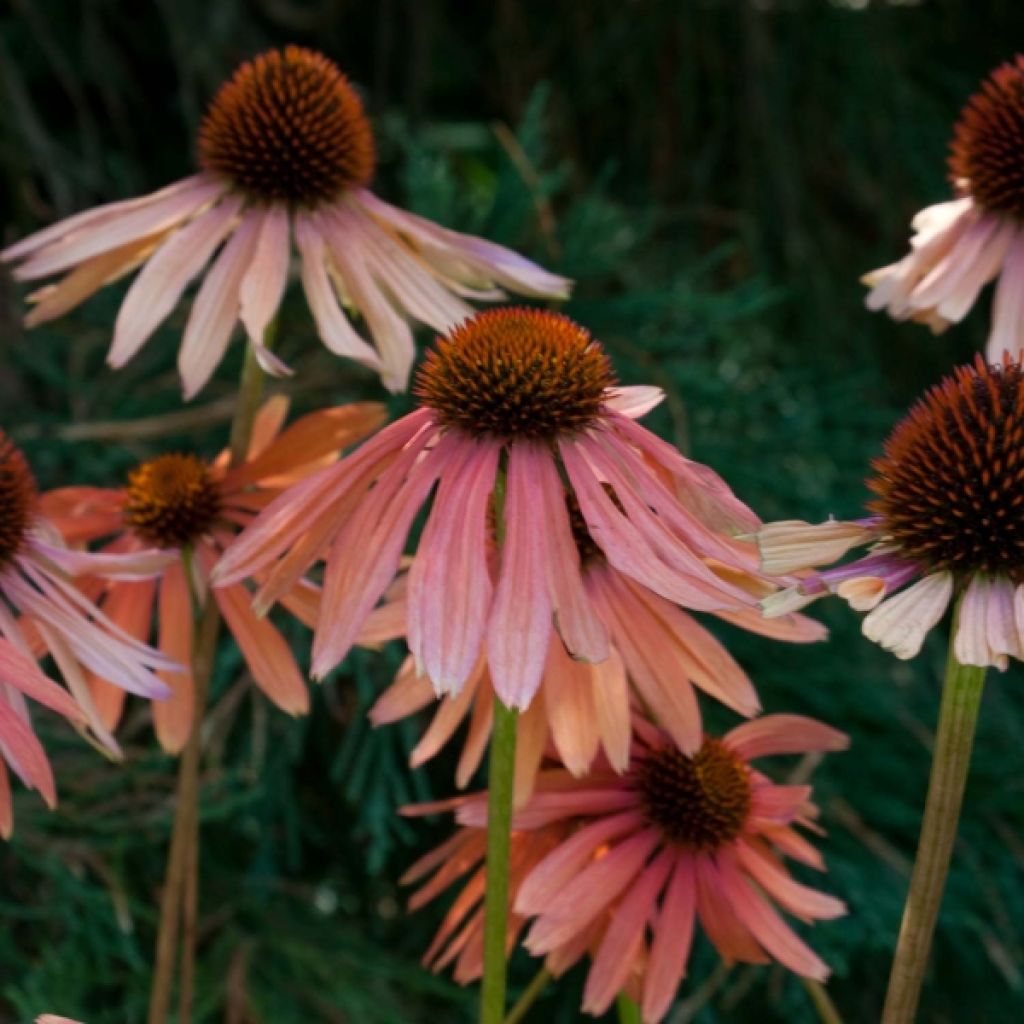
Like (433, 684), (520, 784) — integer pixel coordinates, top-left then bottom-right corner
(2, 0), (1024, 1021)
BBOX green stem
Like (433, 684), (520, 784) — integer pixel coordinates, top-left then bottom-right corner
(881, 621), (986, 1024)
(229, 337), (269, 465)
(802, 978), (843, 1024)
(503, 966), (552, 1024)
(616, 994), (643, 1024)
(479, 698), (519, 1024)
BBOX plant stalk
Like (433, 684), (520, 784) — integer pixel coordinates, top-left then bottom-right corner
(616, 994), (643, 1024)
(479, 697), (519, 1024)
(503, 966), (552, 1024)
(881, 625), (986, 1023)
(148, 339), (267, 1024)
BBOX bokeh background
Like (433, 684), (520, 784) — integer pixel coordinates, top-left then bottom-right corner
(2, 1), (1024, 1021)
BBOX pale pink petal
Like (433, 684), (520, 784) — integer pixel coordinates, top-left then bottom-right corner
(988, 229), (1024, 361)
(31, 538), (177, 581)
(178, 210), (260, 400)
(757, 519), (875, 575)
(0, 638), (85, 723)
(724, 715), (849, 761)
(643, 854), (697, 1024)
(353, 190), (572, 298)
(714, 603), (827, 643)
(863, 571), (953, 660)
(749, 784), (813, 825)
(0, 699), (55, 804)
(322, 207), (415, 392)
(407, 438), (498, 695)
(487, 443), (555, 709)
(0, 761), (12, 837)
(582, 851), (673, 1016)
(344, 202), (474, 330)
(603, 386), (665, 419)
(956, 574), (1021, 670)
(239, 205), (292, 378)
(109, 194), (242, 366)
(2, 175), (210, 261)
(294, 213), (383, 368)
(11, 176), (224, 279)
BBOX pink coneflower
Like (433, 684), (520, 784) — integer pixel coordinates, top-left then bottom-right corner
(404, 713), (848, 1022)
(370, 554), (825, 804)
(1, 47), (569, 398)
(759, 354), (1024, 667)
(41, 398), (385, 752)
(214, 307), (767, 710)
(0, 432), (175, 834)
(864, 55), (1024, 359)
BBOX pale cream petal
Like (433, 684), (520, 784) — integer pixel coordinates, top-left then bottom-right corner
(757, 519), (874, 575)
(862, 571), (953, 660)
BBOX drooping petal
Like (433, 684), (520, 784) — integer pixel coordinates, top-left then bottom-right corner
(757, 519), (876, 575)
(736, 841), (846, 922)
(863, 571), (953, 660)
(989, 228), (1024, 361)
(487, 443), (555, 709)
(407, 438), (498, 695)
(238, 204), (292, 376)
(109, 194), (242, 366)
(643, 854), (697, 1024)
(178, 210), (260, 400)
(956, 574), (1021, 670)
(543, 639), (601, 777)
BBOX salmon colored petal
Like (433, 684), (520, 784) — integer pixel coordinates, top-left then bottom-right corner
(410, 684), (476, 770)
(369, 656), (436, 726)
(0, 637), (85, 723)
(513, 697), (549, 808)
(312, 426), (443, 678)
(736, 842), (846, 921)
(456, 675), (494, 789)
(590, 647), (632, 773)
(0, 761), (11, 838)
(725, 715), (849, 761)
(543, 639), (600, 777)
(694, 855), (768, 965)
(152, 562), (195, 753)
(582, 851), (673, 1016)
(0, 698), (57, 805)
(717, 852), (831, 980)
(215, 583), (310, 715)
(643, 854), (697, 1024)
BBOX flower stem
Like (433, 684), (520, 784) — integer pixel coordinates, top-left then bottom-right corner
(802, 978), (843, 1024)
(148, 336), (268, 1024)
(881, 628), (986, 1024)
(503, 966), (552, 1024)
(480, 697), (519, 1024)
(616, 994), (643, 1024)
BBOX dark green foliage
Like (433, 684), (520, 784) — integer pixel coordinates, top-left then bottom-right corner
(2, 2), (1024, 1021)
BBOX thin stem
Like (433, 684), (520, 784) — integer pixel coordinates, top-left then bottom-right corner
(503, 966), (552, 1024)
(148, 337), (269, 1024)
(616, 994), (643, 1024)
(802, 978), (843, 1024)
(881, 622), (986, 1024)
(479, 698), (519, 1024)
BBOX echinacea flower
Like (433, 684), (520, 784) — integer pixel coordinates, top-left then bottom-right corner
(370, 553), (825, 804)
(0, 431), (175, 834)
(864, 55), (1024, 359)
(214, 307), (767, 710)
(41, 397), (385, 752)
(404, 713), (848, 1022)
(1, 46), (570, 398)
(759, 354), (1024, 668)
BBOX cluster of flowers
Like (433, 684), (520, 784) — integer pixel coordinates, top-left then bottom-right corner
(5, 42), (1024, 1024)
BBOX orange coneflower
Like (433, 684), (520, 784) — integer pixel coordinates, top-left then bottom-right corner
(759, 354), (1024, 666)
(214, 308), (769, 711)
(404, 712), (848, 1022)
(42, 398), (385, 752)
(864, 55), (1024, 359)
(2, 47), (570, 398)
